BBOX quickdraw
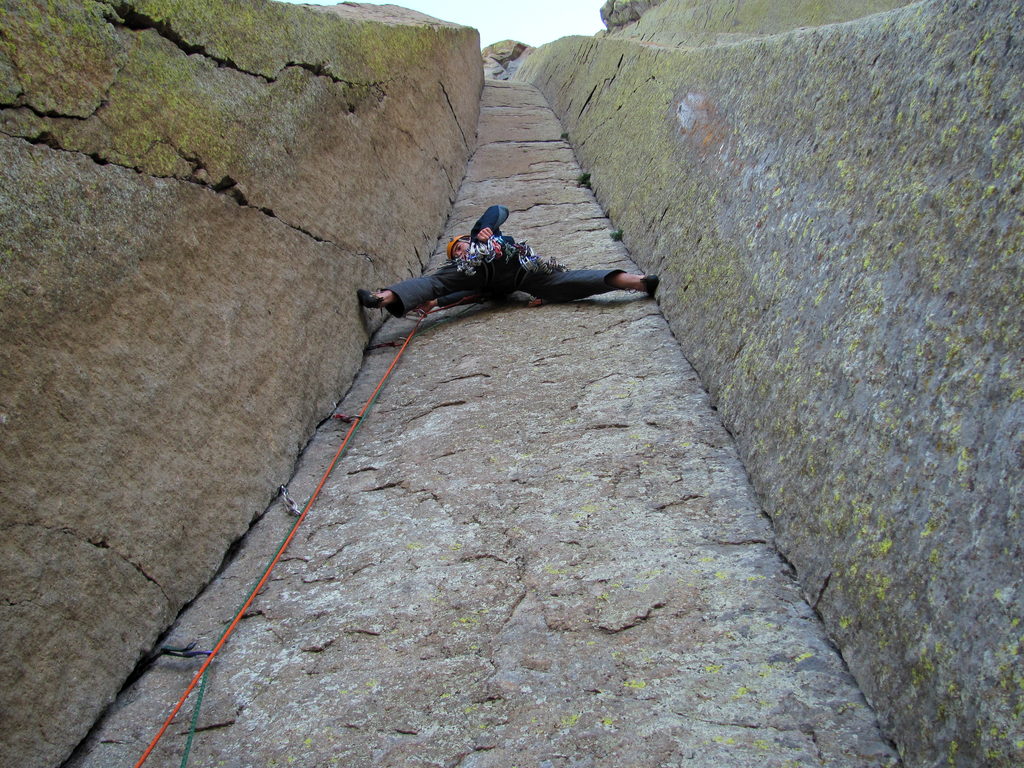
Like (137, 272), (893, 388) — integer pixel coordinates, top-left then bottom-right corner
(277, 485), (301, 517)
(160, 642), (211, 659)
(451, 237), (565, 276)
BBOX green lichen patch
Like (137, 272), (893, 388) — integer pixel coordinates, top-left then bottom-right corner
(520, 1), (1024, 765)
(0, 0), (126, 115)
(109, 0), (469, 84)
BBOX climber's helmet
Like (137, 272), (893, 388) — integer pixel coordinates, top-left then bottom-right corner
(447, 235), (471, 259)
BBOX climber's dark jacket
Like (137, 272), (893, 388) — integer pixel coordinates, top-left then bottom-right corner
(379, 205), (624, 317)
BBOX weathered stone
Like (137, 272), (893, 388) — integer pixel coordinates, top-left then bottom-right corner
(519, 1), (1023, 766)
(482, 39), (533, 80)
(0, 1), (481, 766)
(0, 0), (125, 115)
(66, 80), (896, 768)
(483, 39), (529, 62)
(301, 1), (462, 28)
(600, 0), (667, 32)
(0, 0), (482, 250)
(600, 0), (913, 46)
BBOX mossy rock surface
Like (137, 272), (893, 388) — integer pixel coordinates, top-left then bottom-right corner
(520, 1), (1023, 765)
(0, 0), (481, 248)
(0, 2), (482, 766)
(600, 0), (915, 46)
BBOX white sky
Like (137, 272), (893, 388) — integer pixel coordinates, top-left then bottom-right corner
(273, 0), (606, 48)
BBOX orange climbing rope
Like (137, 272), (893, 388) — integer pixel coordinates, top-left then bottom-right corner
(133, 305), (452, 767)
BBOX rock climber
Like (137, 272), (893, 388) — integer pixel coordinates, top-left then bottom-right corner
(357, 204), (658, 316)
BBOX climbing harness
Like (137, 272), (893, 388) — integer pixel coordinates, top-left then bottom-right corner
(132, 299), (476, 768)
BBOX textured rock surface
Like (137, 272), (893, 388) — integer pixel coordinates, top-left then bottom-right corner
(0, 1), (481, 766)
(482, 39), (532, 80)
(68, 80), (897, 768)
(301, 1), (462, 27)
(518, 1), (1023, 766)
(600, 0), (912, 46)
(600, 0), (667, 32)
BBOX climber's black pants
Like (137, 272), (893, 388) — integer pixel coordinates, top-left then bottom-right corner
(384, 261), (624, 317)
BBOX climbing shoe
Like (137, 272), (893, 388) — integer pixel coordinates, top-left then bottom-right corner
(642, 274), (660, 297)
(357, 289), (382, 308)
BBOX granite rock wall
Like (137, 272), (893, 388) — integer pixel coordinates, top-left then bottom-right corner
(599, 0), (913, 46)
(519, 1), (1022, 766)
(0, 1), (481, 766)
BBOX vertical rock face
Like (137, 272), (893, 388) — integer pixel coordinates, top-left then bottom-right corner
(0, 1), (481, 766)
(519, 1), (1023, 766)
(64, 79), (896, 768)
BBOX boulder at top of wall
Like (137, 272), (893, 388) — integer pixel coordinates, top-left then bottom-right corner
(482, 39), (533, 80)
(600, 0), (667, 32)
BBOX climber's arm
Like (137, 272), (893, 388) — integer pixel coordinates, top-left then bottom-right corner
(470, 205), (510, 241)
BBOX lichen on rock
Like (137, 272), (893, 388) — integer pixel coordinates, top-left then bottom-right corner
(599, 0), (914, 46)
(0, 1), (482, 766)
(519, 0), (1024, 765)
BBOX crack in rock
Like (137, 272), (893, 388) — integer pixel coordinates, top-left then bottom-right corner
(407, 399), (469, 424)
(597, 600), (668, 633)
(457, 552), (511, 565)
(711, 538), (770, 547)
(362, 480), (404, 493)
(440, 80), (468, 148)
(1, 4), (398, 251)
(189, 718), (236, 734)
(439, 373), (491, 385)
(2, 129), (342, 246)
(0, 100), (94, 121)
(103, 2), (389, 90)
(8, 521), (171, 604)
(103, 1), (259, 77)
(813, 571), (832, 610)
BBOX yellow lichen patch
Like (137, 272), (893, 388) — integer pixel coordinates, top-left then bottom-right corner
(558, 712), (581, 729)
